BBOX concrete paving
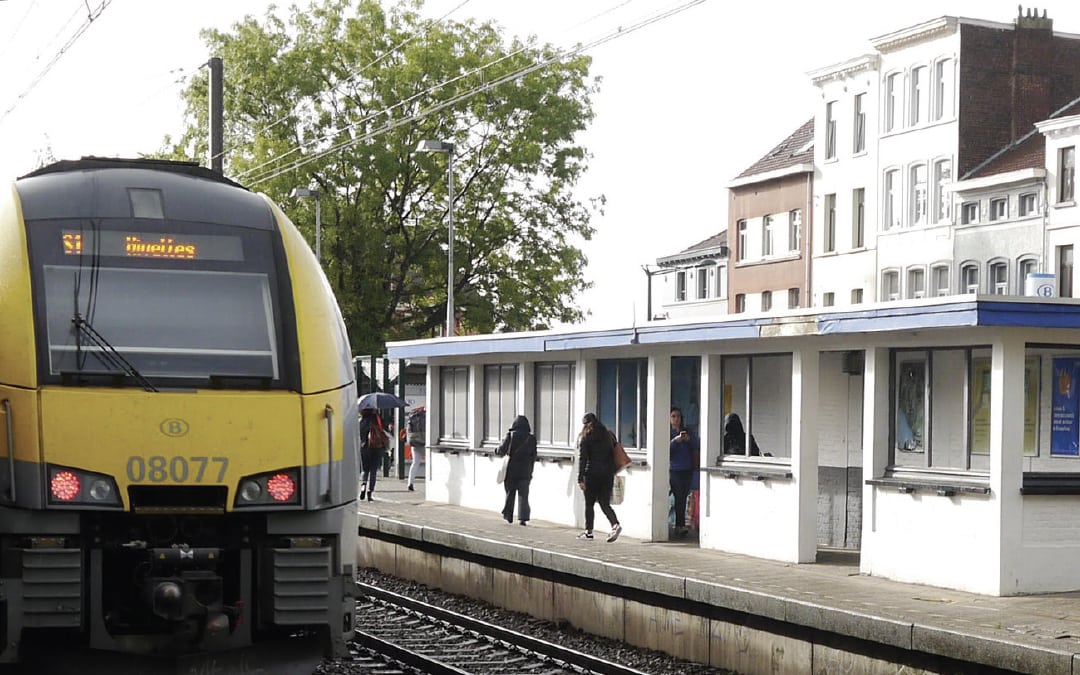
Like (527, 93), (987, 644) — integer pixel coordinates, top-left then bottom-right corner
(358, 476), (1080, 673)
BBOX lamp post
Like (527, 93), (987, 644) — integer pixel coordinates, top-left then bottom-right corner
(415, 139), (456, 337)
(290, 187), (322, 262)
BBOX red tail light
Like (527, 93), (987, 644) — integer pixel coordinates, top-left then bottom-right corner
(51, 471), (81, 501)
(266, 473), (296, 502)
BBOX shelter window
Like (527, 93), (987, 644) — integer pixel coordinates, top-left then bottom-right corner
(483, 364), (518, 443)
(439, 365), (470, 442)
(890, 348), (1039, 472)
(597, 358), (647, 450)
(534, 362), (575, 448)
(720, 354), (792, 462)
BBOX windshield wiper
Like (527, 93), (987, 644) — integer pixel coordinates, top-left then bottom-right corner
(71, 315), (158, 393)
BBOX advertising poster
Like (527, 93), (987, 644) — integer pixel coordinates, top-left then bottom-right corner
(970, 356), (1039, 455)
(1051, 357), (1080, 456)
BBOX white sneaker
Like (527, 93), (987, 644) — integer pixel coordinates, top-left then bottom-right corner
(606, 523), (622, 543)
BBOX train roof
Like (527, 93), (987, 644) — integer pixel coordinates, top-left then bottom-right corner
(18, 156), (247, 190)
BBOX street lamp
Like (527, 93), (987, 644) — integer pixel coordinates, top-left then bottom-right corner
(415, 139), (456, 337)
(290, 187), (322, 262)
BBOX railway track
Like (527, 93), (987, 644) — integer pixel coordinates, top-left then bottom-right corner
(349, 581), (653, 675)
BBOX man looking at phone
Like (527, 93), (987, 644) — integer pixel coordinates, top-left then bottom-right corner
(669, 407), (699, 538)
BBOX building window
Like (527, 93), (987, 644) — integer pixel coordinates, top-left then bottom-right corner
(825, 101), (837, 160)
(484, 364), (518, 442)
(1019, 192), (1037, 217)
(884, 169), (899, 230)
(989, 197), (1008, 222)
(933, 58), (954, 121)
(737, 219), (747, 261)
(1061, 146), (1075, 202)
(824, 193), (836, 252)
(788, 209), (801, 252)
(911, 164), (927, 226)
(852, 188), (865, 248)
(882, 270), (900, 301)
(851, 288), (863, 304)
(762, 215), (775, 256)
(885, 73), (899, 132)
(717, 265), (728, 299)
(988, 260), (1008, 295)
(734, 293), (746, 313)
(1058, 245), (1074, 298)
(534, 362), (575, 448)
(931, 264), (950, 297)
(788, 288), (800, 309)
(823, 291), (835, 307)
(961, 202), (979, 225)
(960, 263), (979, 293)
(907, 267), (925, 299)
(853, 93), (866, 154)
(697, 266), (710, 300)
(675, 270), (686, 301)
(933, 159), (952, 222)
(761, 290), (772, 312)
(597, 358), (648, 449)
(1018, 257), (1037, 294)
(439, 365), (470, 441)
(910, 65), (927, 125)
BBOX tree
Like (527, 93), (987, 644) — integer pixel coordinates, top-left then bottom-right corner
(161, 0), (602, 356)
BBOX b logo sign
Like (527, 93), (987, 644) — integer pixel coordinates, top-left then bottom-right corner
(159, 419), (190, 437)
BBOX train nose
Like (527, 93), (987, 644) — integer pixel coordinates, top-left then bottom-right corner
(151, 580), (184, 621)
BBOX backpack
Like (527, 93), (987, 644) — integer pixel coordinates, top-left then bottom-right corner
(367, 418), (386, 449)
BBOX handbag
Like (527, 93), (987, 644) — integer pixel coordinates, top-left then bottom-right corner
(610, 432), (632, 474)
(496, 454), (509, 484)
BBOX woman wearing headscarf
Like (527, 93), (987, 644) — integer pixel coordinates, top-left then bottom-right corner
(496, 415), (538, 525)
(722, 412), (761, 456)
(576, 413), (622, 542)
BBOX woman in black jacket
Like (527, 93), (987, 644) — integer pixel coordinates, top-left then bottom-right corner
(576, 413), (622, 542)
(496, 415), (538, 525)
(358, 407), (386, 501)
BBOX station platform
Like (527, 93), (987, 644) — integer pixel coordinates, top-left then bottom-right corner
(356, 476), (1080, 674)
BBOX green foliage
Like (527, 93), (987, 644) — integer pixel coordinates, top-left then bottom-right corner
(159, 0), (601, 355)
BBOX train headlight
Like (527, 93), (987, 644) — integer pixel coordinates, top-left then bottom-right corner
(46, 465), (122, 508)
(238, 480), (262, 503)
(88, 479), (113, 501)
(233, 468), (301, 508)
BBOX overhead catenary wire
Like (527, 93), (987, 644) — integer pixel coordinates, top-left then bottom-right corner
(0, 0), (113, 125)
(241, 0), (704, 188)
(232, 0), (636, 184)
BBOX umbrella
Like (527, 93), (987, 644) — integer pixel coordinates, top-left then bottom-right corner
(358, 391), (408, 410)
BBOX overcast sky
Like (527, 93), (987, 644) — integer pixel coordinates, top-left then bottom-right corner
(2, 1), (1077, 327)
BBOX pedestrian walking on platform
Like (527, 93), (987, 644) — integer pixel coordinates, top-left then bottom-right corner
(496, 415), (538, 525)
(359, 406), (387, 501)
(576, 413), (622, 542)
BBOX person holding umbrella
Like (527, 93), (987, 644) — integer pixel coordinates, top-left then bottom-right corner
(358, 404), (388, 501)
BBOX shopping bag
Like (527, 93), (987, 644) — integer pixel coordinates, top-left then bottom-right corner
(496, 454), (509, 483)
(610, 475), (625, 505)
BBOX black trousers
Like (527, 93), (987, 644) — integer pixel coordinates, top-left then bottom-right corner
(502, 476), (531, 522)
(670, 469), (693, 528)
(359, 447), (382, 493)
(583, 473), (618, 532)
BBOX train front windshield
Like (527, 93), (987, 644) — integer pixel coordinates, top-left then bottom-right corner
(30, 224), (286, 385)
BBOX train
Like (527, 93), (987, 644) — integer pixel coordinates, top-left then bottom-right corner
(0, 157), (358, 672)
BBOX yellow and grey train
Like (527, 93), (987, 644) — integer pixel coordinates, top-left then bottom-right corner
(0, 157), (358, 671)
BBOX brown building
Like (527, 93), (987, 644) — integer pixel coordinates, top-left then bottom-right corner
(726, 119), (814, 313)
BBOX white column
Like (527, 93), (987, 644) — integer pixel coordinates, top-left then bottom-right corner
(990, 334), (1025, 594)
(650, 354), (672, 541)
(792, 347), (820, 562)
(700, 354), (723, 530)
(860, 347), (890, 575)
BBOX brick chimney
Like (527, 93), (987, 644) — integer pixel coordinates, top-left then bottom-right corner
(1012, 6), (1053, 141)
